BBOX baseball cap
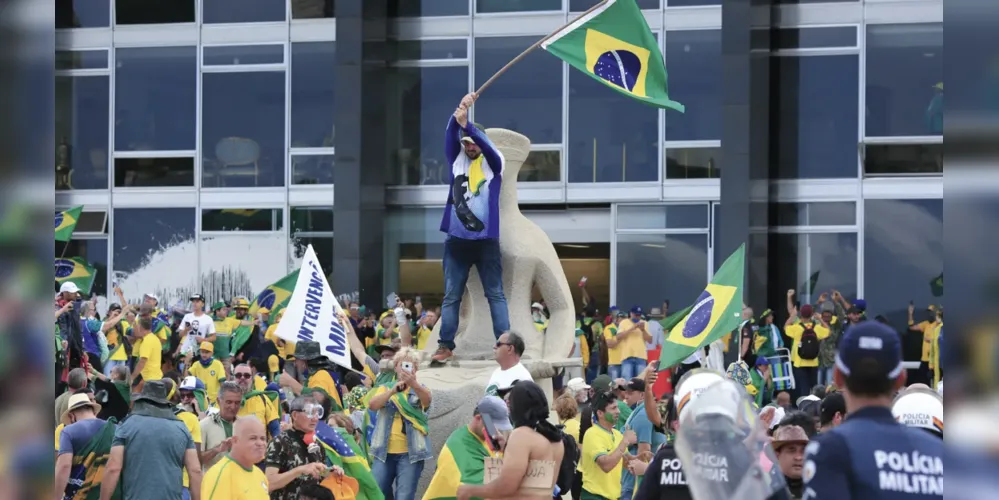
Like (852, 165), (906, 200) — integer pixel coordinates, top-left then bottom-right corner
(799, 304), (814, 318)
(189, 293), (204, 302)
(835, 321), (904, 380)
(630, 306), (643, 315)
(615, 310), (627, 317)
(796, 394), (820, 409)
(531, 302), (544, 310)
(566, 377), (590, 393)
(179, 376), (205, 391)
(59, 282), (80, 294)
(475, 395), (513, 432)
(211, 301), (226, 312)
(199, 341), (214, 353)
(626, 377), (645, 393)
(591, 374), (613, 394)
(819, 392), (846, 425)
(754, 357), (770, 367)
(144, 292), (158, 302)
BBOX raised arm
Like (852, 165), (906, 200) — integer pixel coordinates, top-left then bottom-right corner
(445, 115), (462, 165)
(462, 121), (504, 175)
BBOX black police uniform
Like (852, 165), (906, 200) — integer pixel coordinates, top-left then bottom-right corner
(802, 406), (943, 499)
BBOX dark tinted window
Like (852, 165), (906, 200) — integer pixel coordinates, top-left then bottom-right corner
(114, 158), (194, 187)
(665, 147), (719, 179)
(291, 155), (335, 185)
(774, 55), (859, 179)
(475, 37), (562, 144)
(115, 0), (195, 24)
(865, 23), (943, 137)
(664, 0), (717, 6)
(571, 0), (659, 9)
(773, 27), (857, 50)
(291, 0), (335, 18)
(768, 232), (858, 308)
(112, 208), (196, 303)
(477, 0), (561, 13)
(291, 42), (336, 148)
(202, 209), (284, 231)
(864, 199), (942, 322)
(863, 144), (942, 176)
(115, 47), (197, 151)
(57, 0), (110, 28)
(390, 66), (469, 185)
(291, 207), (334, 233)
(55, 76), (110, 191)
(202, 72), (287, 187)
(203, 0), (286, 23)
(519, 151), (561, 182)
(56, 51), (108, 70)
(399, 39), (467, 60)
(616, 234), (708, 311)
(203, 45), (285, 66)
(664, 30), (720, 142)
(774, 202), (855, 226)
(391, 0), (469, 16)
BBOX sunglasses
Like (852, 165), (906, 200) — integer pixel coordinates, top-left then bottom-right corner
(494, 341), (512, 348)
(233, 373), (253, 379)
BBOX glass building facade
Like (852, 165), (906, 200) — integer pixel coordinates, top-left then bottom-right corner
(56, 0), (943, 328)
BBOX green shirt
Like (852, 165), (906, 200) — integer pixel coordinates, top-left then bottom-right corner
(221, 418), (233, 438)
(615, 400), (634, 431)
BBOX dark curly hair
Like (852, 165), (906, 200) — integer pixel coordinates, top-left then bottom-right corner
(508, 381), (562, 443)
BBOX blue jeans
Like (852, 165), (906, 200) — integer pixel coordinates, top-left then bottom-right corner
(607, 364), (621, 380)
(439, 237), (510, 350)
(817, 367), (834, 387)
(620, 357), (646, 380)
(372, 452), (425, 500)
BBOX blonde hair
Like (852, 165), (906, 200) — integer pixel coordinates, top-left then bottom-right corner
(553, 393), (579, 422)
(392, 347), (420, 367)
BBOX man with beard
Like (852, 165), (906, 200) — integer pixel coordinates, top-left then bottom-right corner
(229, 297), (262, 369)
(232, 364), (281, 440)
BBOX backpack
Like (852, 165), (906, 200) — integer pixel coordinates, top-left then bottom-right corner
(556, 431), (580, 498)
(797, 322), (820, 360)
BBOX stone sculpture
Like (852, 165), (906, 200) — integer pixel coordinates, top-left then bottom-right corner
(424, 127), (576, 361)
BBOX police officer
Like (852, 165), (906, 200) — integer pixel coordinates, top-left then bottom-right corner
(892, 387), (943, 439)
(802, 322), (943, 499)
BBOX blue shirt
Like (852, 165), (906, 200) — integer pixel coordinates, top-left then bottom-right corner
(439, 117), (504, 240)
(80, 318), (102, 356)
(621, 402), (667, 494)
(803, 406), (943, 499)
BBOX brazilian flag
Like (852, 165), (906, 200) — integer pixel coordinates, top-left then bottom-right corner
(659, 244), (745, 370)
(55, 257), (96, 294)
(249, 270), (299, 317)
(315, 421), (384, 500)
(55, 206), (83, 242)
(930, 272), (943, 297)
(541, 0), (684, 112)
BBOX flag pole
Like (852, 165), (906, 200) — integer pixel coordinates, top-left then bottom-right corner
(474, 0), (609, 96)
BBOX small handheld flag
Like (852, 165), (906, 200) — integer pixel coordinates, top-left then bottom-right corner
(55, 206), (83, 242)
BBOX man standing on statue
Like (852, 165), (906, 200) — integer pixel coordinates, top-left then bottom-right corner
(432, 93), (511, 366)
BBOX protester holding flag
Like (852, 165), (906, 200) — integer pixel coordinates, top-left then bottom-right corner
(424, 395), (511, 500)
(55, 393), (120, 500)
(314, 419), (383, 500)
(367, 347), (433, 500)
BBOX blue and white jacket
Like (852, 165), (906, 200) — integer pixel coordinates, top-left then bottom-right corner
(439, 117), (504, 240)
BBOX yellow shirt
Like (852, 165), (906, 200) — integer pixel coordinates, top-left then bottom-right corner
(929, 322), (943, 375)
(913, 320), (939, 362)
(177, 411), (202, 488)
(202, 455), (270, 500)
(387, 414), (408, 454)
(615, 319), (648, 362)
(785, 321), (830, 368)
(579, 424), (623, 499)
(416, 326), (432, 351)
(562, 417), (581, 443)
(139, 333), (163, 381)
(264, 324), (295, 360)
(54, 424), (65, 451)
(214, 317), (236, 335)
(602, 324), (623, 366)
(239, 393), (279, 436)
(108, 322), (130, 361)
(189, 359), (227, 404)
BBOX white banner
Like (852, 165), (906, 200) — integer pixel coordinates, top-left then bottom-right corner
(274, 245), (351, 370)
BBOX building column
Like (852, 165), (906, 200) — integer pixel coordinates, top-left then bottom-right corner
(333, 0), (390, 307)
(719, 0), (772, 363)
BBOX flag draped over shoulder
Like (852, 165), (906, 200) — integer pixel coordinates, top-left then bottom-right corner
(250, 270), (299, 317)
(66, 418), (120, 500)
(541, 0), (684, 112)
(362, 373), (428, 435)
(423, 425), (496, 500)
(307, 369), (345, 413)
(314, 421), (384, 500)
(55, 257), (96, 294)
(659, 244), (746, 370)
(55, 206), (83, 242)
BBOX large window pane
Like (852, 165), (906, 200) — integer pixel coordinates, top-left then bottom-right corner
(572, 0), (659, 9)
(864, 199), (941, 330)
(665, 0), (718, 6)
(55, 239), (108, 298)
(290, 207), (334, 272)
(774, 202), (856, 227)
(56, 76), (109, 191)
(57, 0), (110, 29)
(291, 0), (334, 18)
(392, 0), (469, 16)
(664, 30), (720, 141)
(115, 0), (195, 24)
(866, 24), (943, 137)
(114, 157), (194, 187)
(475, 37), (562, 144)
(203, 0), (286, 24)
(569, 69), (659, 183)
(769, 232), (858, 310)
(616, 234), (708, 310)
(476, 0), (561, 13)
(665, 147), (719, 179)
(202, 72), (286, 187)
(203, 45), (285, 66)
(200, 234), (289, 304)
(617, 204), (708, 230)
(391, 66), (469, 186)
(519, 151), (561, 182)
(399, 40), (467, 60)
(112, 208), (196, 305)
(202, 209), (283, 231)
(57, 51), (108, 71)
(774, 55), (859, 179)
(863, 143), (942, 176)
(115, 47), (197, 152)
(292, 155), (335, 184)
(291, 42), (335, 148)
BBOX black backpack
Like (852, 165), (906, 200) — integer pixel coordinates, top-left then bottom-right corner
(556, 431), (580, 498)
(797, 322), (821, 360)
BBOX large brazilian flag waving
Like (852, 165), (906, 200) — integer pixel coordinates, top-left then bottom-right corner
(658, 243), (745, 370)
(541, 0), (684, 113)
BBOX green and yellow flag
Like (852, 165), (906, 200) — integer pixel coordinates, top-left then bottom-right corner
(55, 257), (96, 294)
(423, 424), (496, 500)
(541, 0), (684, 112)
(55, 206), (83, 242)
(249, 270), (299, 317)
(930, 272), (943, 297)
(315, 421), (384, 500)
(659, 244), (745, 370)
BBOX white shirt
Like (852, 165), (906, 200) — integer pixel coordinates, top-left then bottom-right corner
(180, 312), (216, 354)
(485, 362), (533, 396)
(645, 320), (665, 350)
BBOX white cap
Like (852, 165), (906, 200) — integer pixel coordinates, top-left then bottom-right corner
(144, 293), (158, 303)
(892, 388), (943, 435)
(180, 376), (199, 390)
(566, 378), (590, 393)
(531, 302), (544, 310)
(59, 282), (80, 294)
(673, 369), (726, 420)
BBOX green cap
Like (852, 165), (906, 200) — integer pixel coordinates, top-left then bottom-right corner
(591, 374), (613, 394)
(211, 301), (226, 312)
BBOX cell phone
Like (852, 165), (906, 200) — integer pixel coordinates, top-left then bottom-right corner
(400, 361), (414, 373)
(480, 413), (502, 451)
